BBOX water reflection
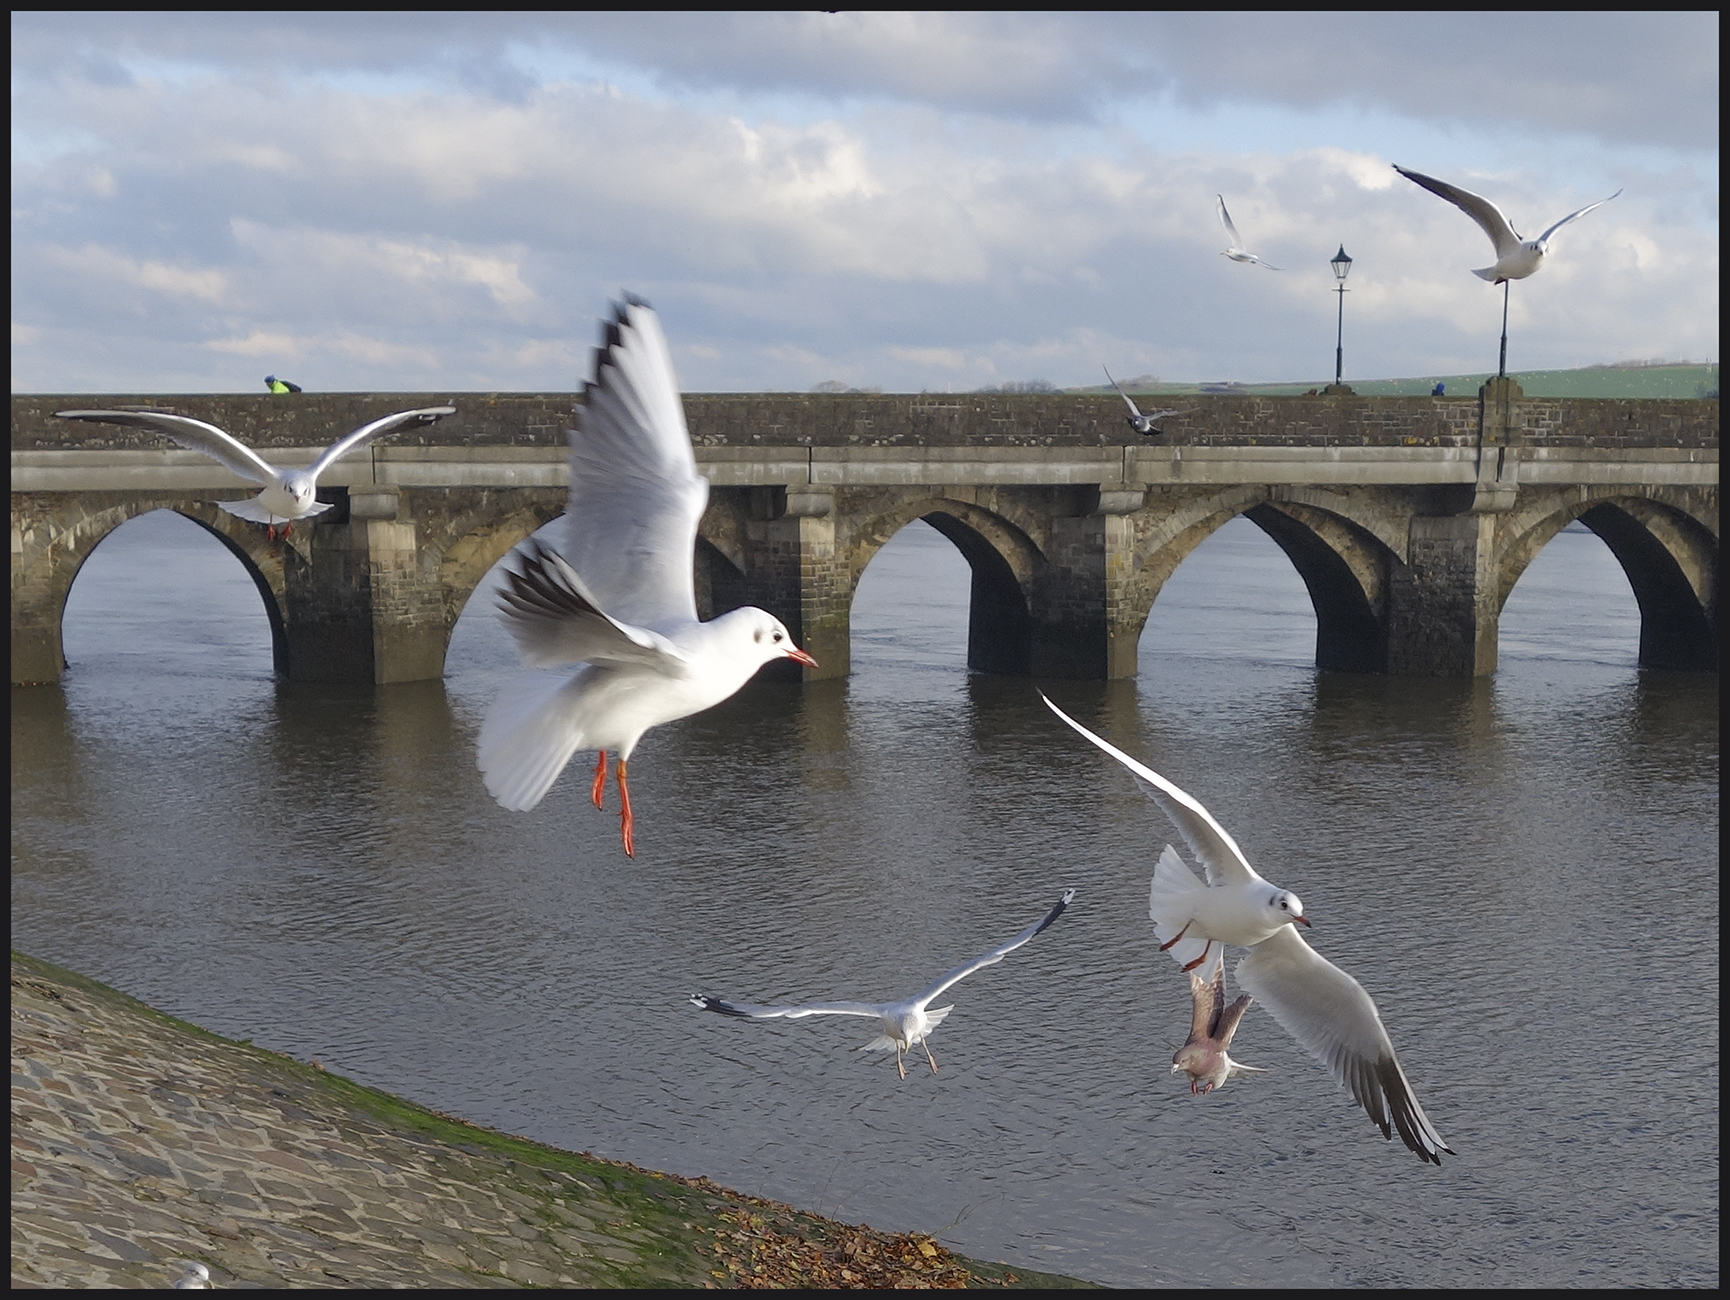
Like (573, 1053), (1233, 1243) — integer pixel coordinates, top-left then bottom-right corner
(10, 501), (1718, 1287)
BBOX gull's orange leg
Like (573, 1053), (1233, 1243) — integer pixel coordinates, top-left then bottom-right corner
(281, 521), (294, 538)
(591, 751), (608, 809)
(1157, 920), (1193, 953)
(1180, 940), (1214, 974)
(895, 1047), (907, 1081)
(266, 523), (278, 541)
(616, 758), (634, 858)
(923, 1042), (939, 1075)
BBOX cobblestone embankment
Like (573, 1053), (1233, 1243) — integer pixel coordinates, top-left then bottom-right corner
(11, 952), (1093, 1289)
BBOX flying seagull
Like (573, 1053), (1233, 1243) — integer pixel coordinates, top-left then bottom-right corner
(691, 890), (1074, 1079)
(53, 405), (456, 539)
(1217, 195), (1282, 270)
(1173, 948), (1266, 1095)
(1102, 367), (1195, 436)
(1042, 695), (1451, 1164)
(1393, 165), (1621, 285)
(478, 296), (817, 855)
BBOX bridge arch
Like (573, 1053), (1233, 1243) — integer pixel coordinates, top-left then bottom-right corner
(1497, 488), (1718, 671)
(423, 490), (568, 665)
(1128, 486), (1402, 673)
(12, 493), (290, 682)
(843, 494), (1045, 676)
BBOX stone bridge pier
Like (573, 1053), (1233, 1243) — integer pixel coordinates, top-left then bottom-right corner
(10, 386), (1719, 686)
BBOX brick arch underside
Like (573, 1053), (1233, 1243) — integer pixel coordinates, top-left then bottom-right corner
(845, 497), (1044, 676)
(1497, 490), (1719, 672)
(1127, 487), (1401, 673)
(427, 490), (568, 651)
(25, 494), (291, 677)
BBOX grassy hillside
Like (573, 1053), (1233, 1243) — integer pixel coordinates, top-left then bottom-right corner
(1090, 362), (1718, 400)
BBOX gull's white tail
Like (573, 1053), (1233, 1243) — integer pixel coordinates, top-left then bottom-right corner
(1149, 845), (1212, 969)
(478, 668), (601, 811)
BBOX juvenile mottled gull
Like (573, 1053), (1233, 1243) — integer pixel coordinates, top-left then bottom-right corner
(691, 890), (1074, 1079)
(1043, 695), (1452, 1164)
(1173, 948), (1266, 1095)
(478, 296), (816, 855)
(53, 405), (456, 539)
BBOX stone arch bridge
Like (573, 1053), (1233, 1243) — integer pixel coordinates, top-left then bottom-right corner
(11, 384), (1718, 686)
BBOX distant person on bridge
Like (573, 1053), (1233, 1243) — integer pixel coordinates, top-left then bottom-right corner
(264, 375), (302, 394)
(1432, 382), (1445, 396)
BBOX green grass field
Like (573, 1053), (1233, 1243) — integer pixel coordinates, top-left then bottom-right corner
(1090, 362), (1718, 400)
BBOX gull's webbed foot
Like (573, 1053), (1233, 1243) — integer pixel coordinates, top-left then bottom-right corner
(617, 759), (634, 858)
(591, 750), (608, 810)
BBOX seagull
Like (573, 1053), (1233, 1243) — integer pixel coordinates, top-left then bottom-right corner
(1217, 195), (1282, 270)
(1102, 367), (1195, 436)
(1172, 948), (1266, 1095)
(691, 890), (1074, 1079)
(171, 1261), (213, 1288)
(52, 405), (456, 539)
(1041, 695), (1452, 1164)
(1393, 165), (1621, 285)
(477, 296), (817, 855)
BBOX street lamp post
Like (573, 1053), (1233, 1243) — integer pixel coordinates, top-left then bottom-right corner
(1329, 244), (1353, 391)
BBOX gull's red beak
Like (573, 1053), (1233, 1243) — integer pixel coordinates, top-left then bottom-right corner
(1294, 914), (1312, 928)
(786, 646), (818, 668)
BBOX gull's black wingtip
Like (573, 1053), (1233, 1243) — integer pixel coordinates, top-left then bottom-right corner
(1031, 888), (1075, 937)
(691, 994), (748, 1018)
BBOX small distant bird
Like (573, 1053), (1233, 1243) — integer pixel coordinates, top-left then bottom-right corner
(53, 406), (456, 539)
(691, 890), (1074, 1080)
(1172, 949), (1266, 1095)
(172, 1260), (213, 1288)
(478, 296), (816, 855)
(1102, 367), (1194, 436)
(1042, 695), (1451, 1164)
(264, 375), (302, 394)
(1393, 165), (1621, 284)
(1217, 195), (1282, 270)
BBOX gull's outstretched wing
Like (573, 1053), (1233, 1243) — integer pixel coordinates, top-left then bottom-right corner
(55, 410), (277, 486)
(689, 995), (885, 1020)
(913, 889), (1074, 1006)
(308, 405), (457, 478)
(566, 296), (709, 632)
(1042, 693), (1260, 886)
(1393, 165), (1520, 258)
(1236, 926), (1452, 1165)
(1144, 407), (1197, 422)
(1217, 194), (1243, 248)
(1102, 366), (1144, 420)
(495, 536), (691, 671)
(1536, 188), (1622, 246)
(1186, 949), (1226, 1045)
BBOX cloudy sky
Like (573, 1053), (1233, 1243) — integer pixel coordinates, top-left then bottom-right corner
(10, 12), (1719, 394)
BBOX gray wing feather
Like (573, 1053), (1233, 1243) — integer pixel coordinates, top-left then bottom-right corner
(1393, 165), (1521, 257)
(496, 537), (691, 670)
(1536, 189), (1622, 246)
(1042, 694), (1260, 886)
(308, 405), (456, 478)
(1217, 194), (1243, 246)
(55, 410), (277, 485)
(1102, 366), (1143, 420)
(565, 298), (708, 632)
(914, 889), (1073, 1005)
(1236, 926), (1451, 1164)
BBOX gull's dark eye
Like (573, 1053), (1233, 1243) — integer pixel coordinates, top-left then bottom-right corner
(773, 631), (784, 643)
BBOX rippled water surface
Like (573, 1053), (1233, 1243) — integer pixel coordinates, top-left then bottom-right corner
(13, 511), (1720, 1287)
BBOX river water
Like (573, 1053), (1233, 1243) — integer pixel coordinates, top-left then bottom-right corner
(11, 511), (1719, 1287)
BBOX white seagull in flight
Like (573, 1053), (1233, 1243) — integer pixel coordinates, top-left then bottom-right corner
(1042, 695), (1452, 1164)
(54, 406), (457, 539)
(1217, 194), (1282, 270)
(478, 296), (816, 855)
(691, 890), (1074, 1079)
(1393, 165), (1621, 284)
(1102, 367), (1195, 436)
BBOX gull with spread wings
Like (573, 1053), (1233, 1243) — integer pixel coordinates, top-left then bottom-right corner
(1043, 695), (1451, 1164)
(1172, 948), (1266, 1096)
(54, 405), (456, 539)
(1102, 367), (1195, 436)
(478, 296), (816, 855)
(1217, 194), (1282, 270)
(692, 890), (1074, 1079)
